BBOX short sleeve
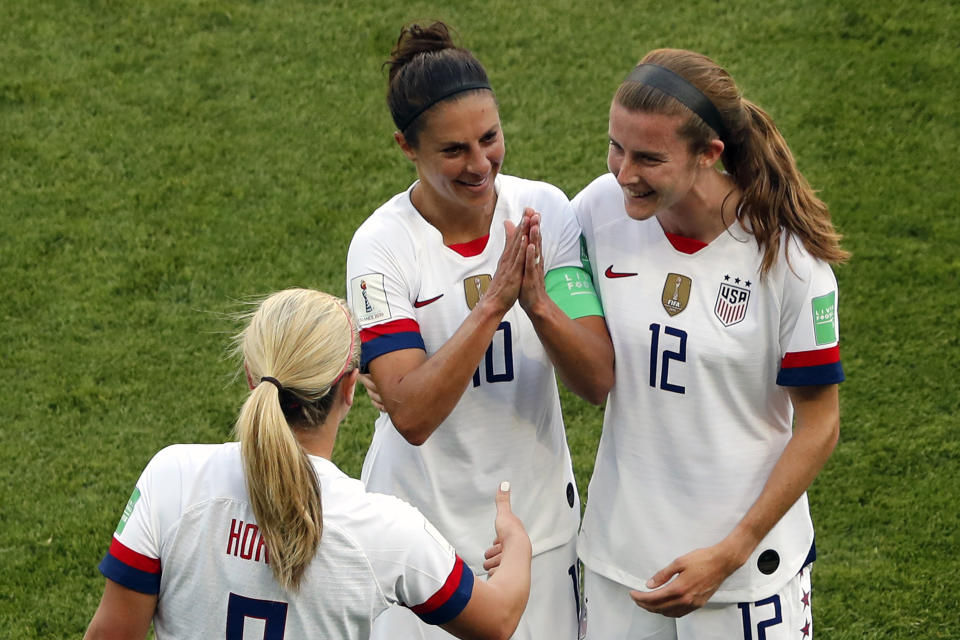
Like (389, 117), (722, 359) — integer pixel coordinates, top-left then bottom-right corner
(364, 495), (474, 626)
(97, 448), (180, 594)
(538, 190), (582, 272)
(776, 245), (845, 386)
(346, 220), (425, 370)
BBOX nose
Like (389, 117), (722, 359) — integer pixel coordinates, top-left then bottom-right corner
(465, 145), (492, 175)
(613, 156), (639, 186)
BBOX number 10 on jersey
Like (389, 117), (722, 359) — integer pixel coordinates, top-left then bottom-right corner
(472, 321), (514, 387)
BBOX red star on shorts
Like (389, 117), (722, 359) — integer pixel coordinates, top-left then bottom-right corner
(801, 621), (811, 637)
(801, 589), (810, 609)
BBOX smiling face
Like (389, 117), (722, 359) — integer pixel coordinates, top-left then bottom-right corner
(606, 101), (702, 222)
(397, 91), (504, 221)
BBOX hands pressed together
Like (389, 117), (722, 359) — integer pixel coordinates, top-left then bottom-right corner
(485, 208), (548, 317)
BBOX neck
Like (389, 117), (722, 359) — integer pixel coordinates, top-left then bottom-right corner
(293, 410), (342, 460)
(658, 169), (740, 243)
(410, 183), (497, 245)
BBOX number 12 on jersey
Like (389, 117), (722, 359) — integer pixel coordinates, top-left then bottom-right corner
(648, 323), (687, 394)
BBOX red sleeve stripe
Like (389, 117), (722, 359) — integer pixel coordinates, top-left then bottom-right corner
(109, 536), (161, 573)
(781, 346), (840, 368)
(410, 555), (466, 615)
(360, 318), (421, 343)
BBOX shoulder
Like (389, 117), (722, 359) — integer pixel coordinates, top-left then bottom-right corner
(497, 174), (570, 208)
(142, 443), (225, 479)
(775, 231), (838, 289)
(572, 174), (621, 226)
(349, 187), (420, 250)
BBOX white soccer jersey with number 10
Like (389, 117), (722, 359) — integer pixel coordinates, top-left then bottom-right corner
(345, 174), (582, 572)
(98, 443), (473, 639)
(574, 173), (845, 603)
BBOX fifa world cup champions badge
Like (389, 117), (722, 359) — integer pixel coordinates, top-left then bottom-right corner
(661, 273), (692, 316)
(463, 274), (492, 310)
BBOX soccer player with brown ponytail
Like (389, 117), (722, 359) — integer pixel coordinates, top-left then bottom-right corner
(574, 49), (847, 638)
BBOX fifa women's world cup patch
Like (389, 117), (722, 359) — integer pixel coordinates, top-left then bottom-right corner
(661, 273), (692, 316)
(714, 274), (752, 327)
(350, 274), (392, 327)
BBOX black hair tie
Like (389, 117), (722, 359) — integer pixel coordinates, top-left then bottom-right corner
(260, 376), (283, 392)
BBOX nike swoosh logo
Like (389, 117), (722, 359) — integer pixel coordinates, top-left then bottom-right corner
(413, 294), (444, 308)
(604, 265), (638, 279)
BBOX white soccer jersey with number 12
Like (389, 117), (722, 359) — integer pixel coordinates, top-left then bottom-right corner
(345, 174), (582, 572)
(98, 443), (473, 639)
(574, 173), (844, 603)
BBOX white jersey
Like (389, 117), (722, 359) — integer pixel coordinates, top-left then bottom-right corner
(98, 443), (474, 639)
(574, 173), (844, 602)
(346, 174), (582, 571)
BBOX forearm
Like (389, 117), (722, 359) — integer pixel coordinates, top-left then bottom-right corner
(378, 298), (508, 445)
(526, 300), (614, 405)
(483, 531), (533, 634)
(723, 386), (840, 563)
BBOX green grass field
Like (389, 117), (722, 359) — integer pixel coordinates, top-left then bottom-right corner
(2, 0), (957, 637)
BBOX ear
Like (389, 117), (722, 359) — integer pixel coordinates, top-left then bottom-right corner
(340, 369), (360, 409)
(699, 138), (725, 168)
(394, 131), (417, 162)
(244, 363), (254, 390)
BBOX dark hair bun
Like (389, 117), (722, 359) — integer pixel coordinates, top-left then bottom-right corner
(387, 21), (457, 83)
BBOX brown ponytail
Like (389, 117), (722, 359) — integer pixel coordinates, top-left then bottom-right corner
(617, 49), (849, 275)
(233, 289), (360, 591)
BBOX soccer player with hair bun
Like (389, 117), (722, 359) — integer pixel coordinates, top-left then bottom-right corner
(574, 49), (848, 638)
(347, 20), (614, 640)
(84, 288), (532, 640)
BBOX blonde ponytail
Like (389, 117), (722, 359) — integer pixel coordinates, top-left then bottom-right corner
(233, 289), (360, 591)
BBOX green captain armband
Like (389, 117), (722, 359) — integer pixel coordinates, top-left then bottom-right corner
(545, 266), (604, 319)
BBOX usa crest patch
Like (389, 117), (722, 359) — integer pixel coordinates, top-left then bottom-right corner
(714, 280), (751, 326)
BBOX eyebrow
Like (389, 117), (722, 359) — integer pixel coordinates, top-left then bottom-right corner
(609, 135), (668, 162)
(437, 125), (500, 149)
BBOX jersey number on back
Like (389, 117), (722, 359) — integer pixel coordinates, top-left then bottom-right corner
(472, 321), (514, 387)
(226, 593), (288, 639)
(648, 323), (687, 394)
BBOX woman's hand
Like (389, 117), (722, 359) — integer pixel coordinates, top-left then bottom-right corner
(482, 215), (530, 316)
(517, 208), (549, 314)
(358, 373), (386, 412)
(628, 541), (745, 617)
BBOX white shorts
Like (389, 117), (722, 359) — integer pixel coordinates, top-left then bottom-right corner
(583, 564), (814, 640)
(371, 537), (580, 640)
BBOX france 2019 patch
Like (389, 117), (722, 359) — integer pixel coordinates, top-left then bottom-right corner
(116, 487), (141, 535)
(350, 273), (392, 327)
(812, 291), (837, 345)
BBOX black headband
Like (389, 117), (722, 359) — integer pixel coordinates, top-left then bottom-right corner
(623, 64), (729, 143)
(393, 80), (492, 132)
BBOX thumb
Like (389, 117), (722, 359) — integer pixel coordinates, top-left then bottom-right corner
(503, 220), (517, 238)
(495, 481), (512, 516)
(646, 559), (680, 589)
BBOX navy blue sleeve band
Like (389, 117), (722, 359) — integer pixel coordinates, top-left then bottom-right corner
(98, 553), (161, 595)
(360, 332), (426, 371)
